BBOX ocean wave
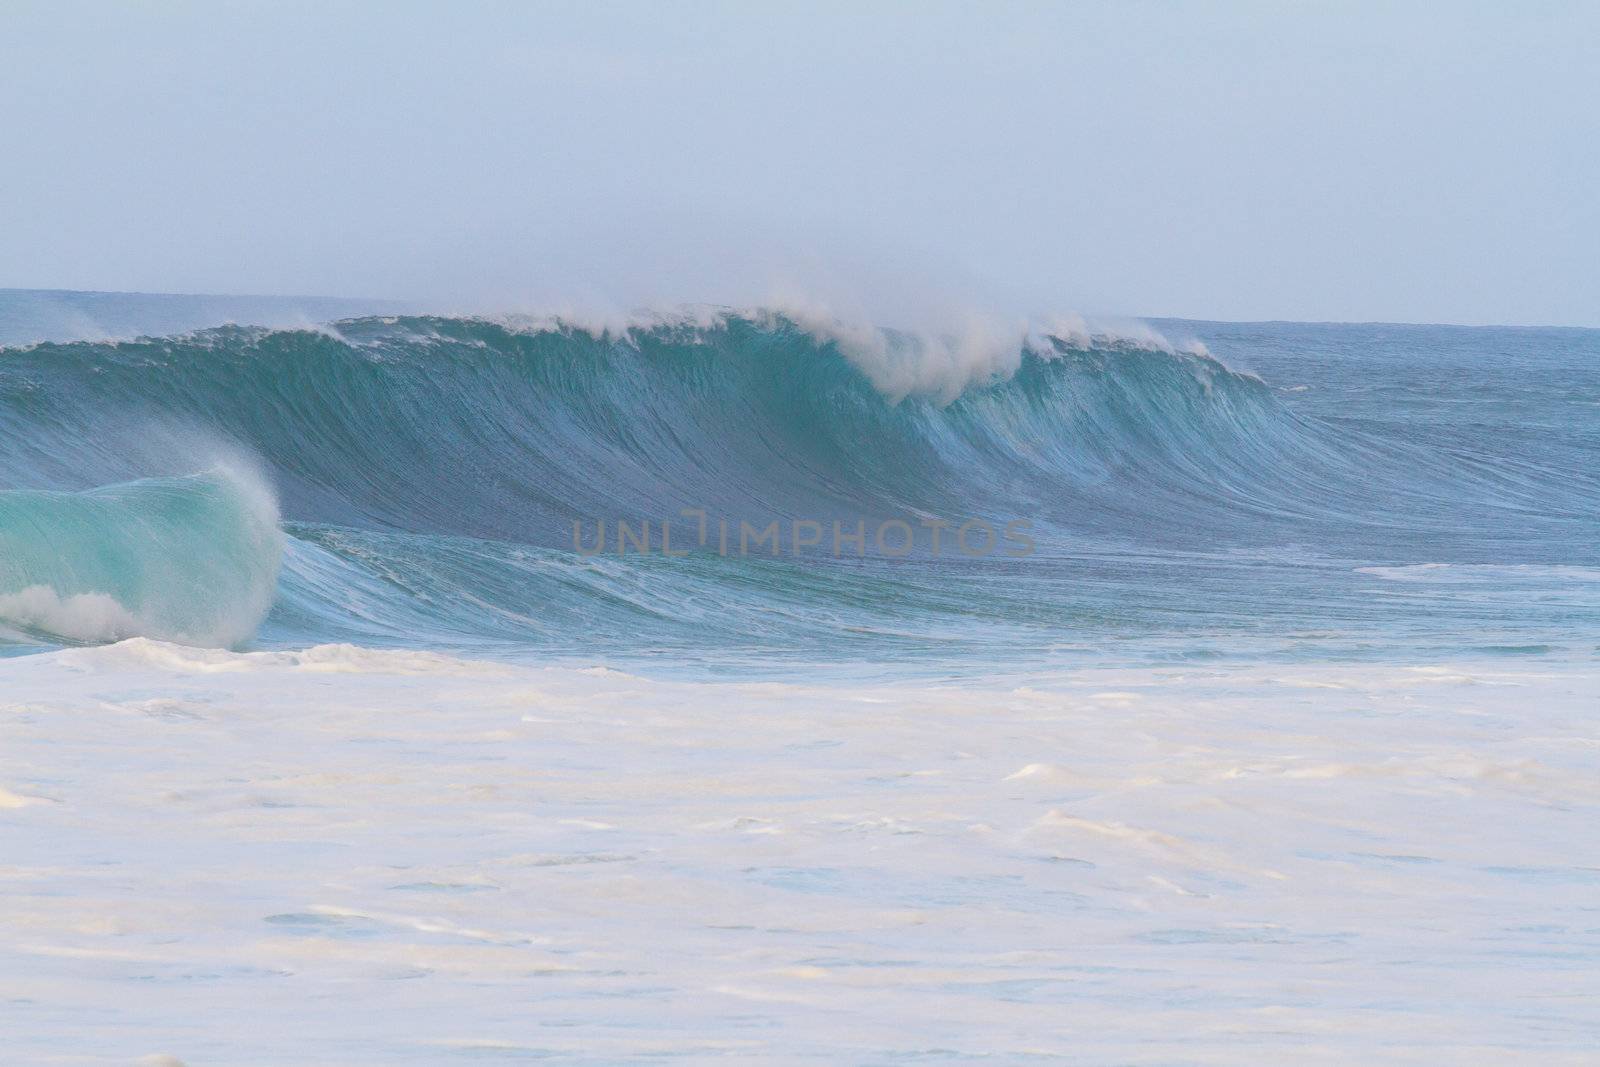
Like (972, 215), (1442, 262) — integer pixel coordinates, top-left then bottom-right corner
(0, 311), (1353, 541)
(2, 309), (1594, 656)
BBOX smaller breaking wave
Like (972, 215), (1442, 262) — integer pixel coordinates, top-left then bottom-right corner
(0, 465), (283, 647)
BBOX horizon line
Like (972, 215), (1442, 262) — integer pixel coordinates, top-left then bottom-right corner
(4, 285), (1595, 334)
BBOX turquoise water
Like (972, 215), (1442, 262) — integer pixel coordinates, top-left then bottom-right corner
(1, 298), (1597, 670)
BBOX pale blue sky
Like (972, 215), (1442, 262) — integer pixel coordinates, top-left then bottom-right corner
(3, 1), (1596, 325)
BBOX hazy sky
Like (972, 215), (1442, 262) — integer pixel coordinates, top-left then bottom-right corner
(3, 1), (1597, 326)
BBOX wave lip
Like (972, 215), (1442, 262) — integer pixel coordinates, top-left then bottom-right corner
(0, 465), (283, 647)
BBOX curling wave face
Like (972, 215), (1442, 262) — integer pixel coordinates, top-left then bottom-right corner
(1, 310), (1596, 664)
(0, 467), (282, 646)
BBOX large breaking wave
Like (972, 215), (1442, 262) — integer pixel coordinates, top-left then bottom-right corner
(2, 310), (1595, 660)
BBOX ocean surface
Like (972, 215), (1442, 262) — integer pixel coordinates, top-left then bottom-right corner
(1, 290), (1596, 1063)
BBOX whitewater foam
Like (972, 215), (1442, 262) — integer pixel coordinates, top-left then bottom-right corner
(0, 586), (144, 644)
(64, 637), (512, 676)
(3, 647), (1594, 1061)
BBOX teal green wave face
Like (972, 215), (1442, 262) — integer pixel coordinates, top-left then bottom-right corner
(0, 467), (282, 647)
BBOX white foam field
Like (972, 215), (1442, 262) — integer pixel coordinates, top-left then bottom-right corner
(1, 644), (1596, 1063)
